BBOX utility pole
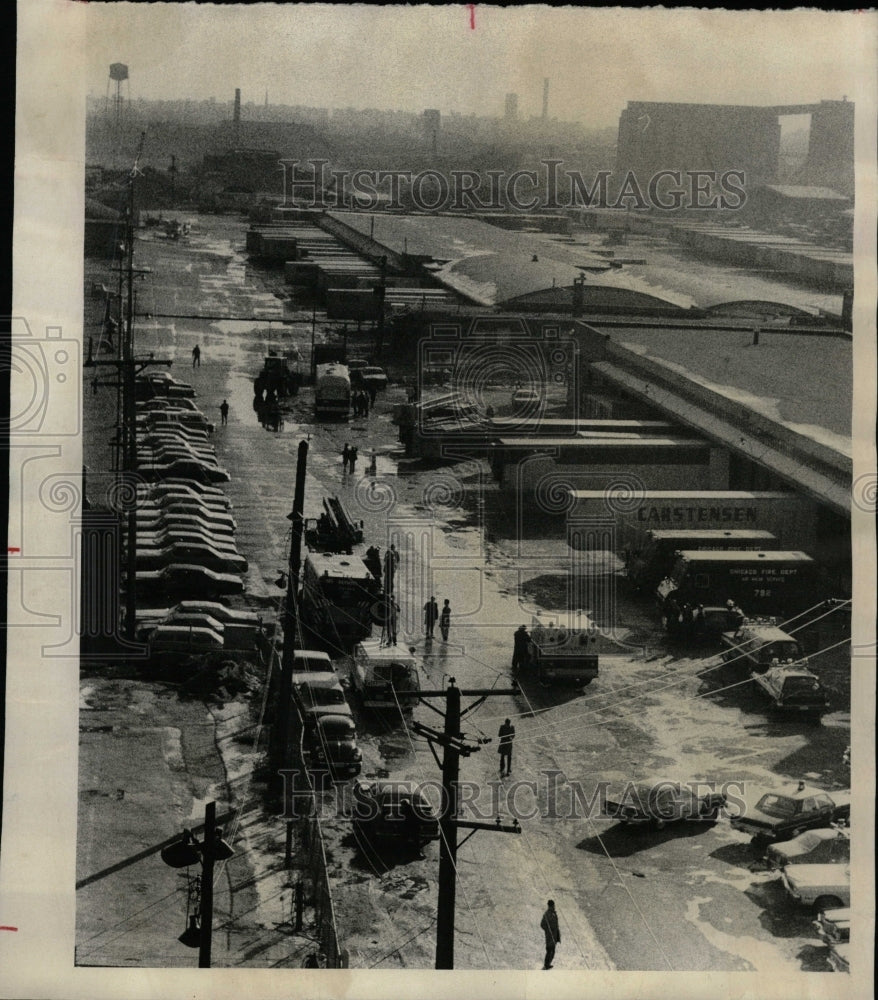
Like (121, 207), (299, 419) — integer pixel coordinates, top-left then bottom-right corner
(87, 134), (170, 647)
(373, 255), (387, 357)
(198, 801), (216, 969)
(412, 678), (521, 969)
(435, 682), (460, 967)
(276, 440), (308, 772)
(123, 145), (139, 642)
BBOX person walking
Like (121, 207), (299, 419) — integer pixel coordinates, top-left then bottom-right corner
(540, 900), (561, 969)
(341, 443), (351, 474)
(439, 598), (451, 642)
(349, 445), (358, 474)
(423, 596), (439, 638)
(192, 344), (201, 367)
(361, 389), (370, 417)
(512, 624), (530, 669)
(219, 400), (229, 426)
(368, 382), (378, 407)
(498, 718), (515, 776)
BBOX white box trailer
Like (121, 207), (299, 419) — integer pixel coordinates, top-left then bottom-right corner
(566, 490), (818, 554)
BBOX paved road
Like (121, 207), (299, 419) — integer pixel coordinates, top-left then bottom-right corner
(83, 213), (851, 972)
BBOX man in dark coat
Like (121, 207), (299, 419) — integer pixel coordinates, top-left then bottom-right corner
(423, 596), (438, 638)
(540, 899), (560, 969)
(512, 625), (529, 669)
(498, 718), (515, 776)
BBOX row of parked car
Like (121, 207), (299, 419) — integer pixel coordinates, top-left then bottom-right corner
(133, 372), (247, 604)
(290, 647), (439, 851)
(600, 775), (851, 971)
(136, 600), (267, 658)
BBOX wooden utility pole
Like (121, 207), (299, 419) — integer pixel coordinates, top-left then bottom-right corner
(198, 801), (216, 969)
(276, 440), (308, 770)
(413, 679), (521, 969)
(123, 152), (139, 642)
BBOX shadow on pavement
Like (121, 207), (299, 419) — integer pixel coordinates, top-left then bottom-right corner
(575, 818), (718, 858)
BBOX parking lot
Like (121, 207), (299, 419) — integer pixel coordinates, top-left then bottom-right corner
(77, 214), (852, 971)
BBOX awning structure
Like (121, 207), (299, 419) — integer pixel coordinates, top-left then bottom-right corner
(591, 360), (850, 517)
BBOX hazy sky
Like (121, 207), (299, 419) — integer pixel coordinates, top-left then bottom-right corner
(85, 5), (873, 126)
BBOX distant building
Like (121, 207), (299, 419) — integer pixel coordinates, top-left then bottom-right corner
(617, 99), (855, 202)
(617, 101), (781, 190)
(423, 109), (441, 151)
(504, 93), (519, 120)
(805, 100), (854, 197)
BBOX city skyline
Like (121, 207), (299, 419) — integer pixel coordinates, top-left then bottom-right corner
(84, 6), (868, 129)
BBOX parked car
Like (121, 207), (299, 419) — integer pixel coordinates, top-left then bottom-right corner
(148, 624), (225, 655)
(134, 542), (248, 575)
(602, 779), (727, 830)
(135, 373), (196, 400)
(137, 501), (236, 530)
(765, 826), (850, 868)
(137, 529), (240, 554)
(136, 563), (244, 597)
(138, 612), (225, 642)
(352, 779), (440, 848)
(294, 676), (352, 720)
(813, 906), (850, 945)
(137, 397), (201, 413)
(137, 483), (228, 507)
(750, 665), (830, 718)
(160, 478), (228, 499)
(304, 714), (362, 778)
(360, 366), (388, 391)
(781, 863), (850, 911)
(730, 781), (851, 846)
(137, 459), (230, 484)
(813, 906), (851, 973)
(137, 513), (237, 538)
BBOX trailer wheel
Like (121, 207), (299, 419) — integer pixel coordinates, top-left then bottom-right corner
(580, 678), (593, 687)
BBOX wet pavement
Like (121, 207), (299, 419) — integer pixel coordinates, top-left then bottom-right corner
(78, 214), (852, 972)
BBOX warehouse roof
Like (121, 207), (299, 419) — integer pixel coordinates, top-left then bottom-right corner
(601, 326), (851, 446)
(328, 211), (618, 306)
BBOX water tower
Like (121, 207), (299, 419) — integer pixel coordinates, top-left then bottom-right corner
(108, 63), (129, 120)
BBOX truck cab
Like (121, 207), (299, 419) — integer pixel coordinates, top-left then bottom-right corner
(526, 614), (600, 686)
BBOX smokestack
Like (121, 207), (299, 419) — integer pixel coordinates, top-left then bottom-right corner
(542, 78), (549, 120)
(233, 88), (241, 123)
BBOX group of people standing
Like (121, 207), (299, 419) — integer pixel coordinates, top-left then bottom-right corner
(340, 443), (359, 474)
(422, 596), (451, 642)
(352, 388), (373, 417)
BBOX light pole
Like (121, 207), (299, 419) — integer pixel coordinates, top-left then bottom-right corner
(160, 801), (235, 968)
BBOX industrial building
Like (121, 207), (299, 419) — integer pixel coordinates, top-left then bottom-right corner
(616, 99), (854, 197)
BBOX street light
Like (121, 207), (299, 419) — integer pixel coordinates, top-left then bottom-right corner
(160, 802), (234, 967)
